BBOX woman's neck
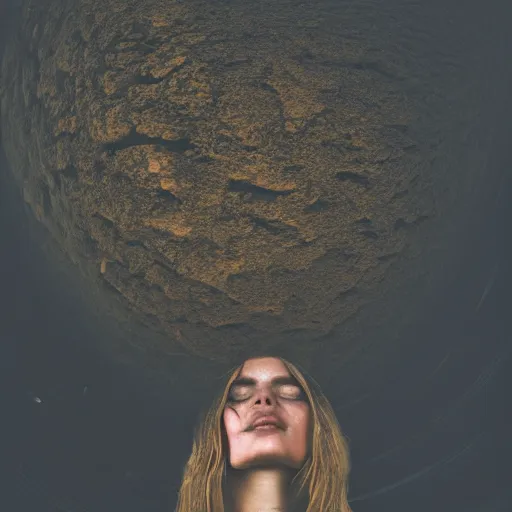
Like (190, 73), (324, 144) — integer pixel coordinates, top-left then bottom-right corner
(226, 467), (293, 512)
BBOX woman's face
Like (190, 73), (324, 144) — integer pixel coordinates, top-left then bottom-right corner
(223, 357), (311, 470)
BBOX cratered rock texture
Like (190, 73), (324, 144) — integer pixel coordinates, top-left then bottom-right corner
(0, 0), (504, 367)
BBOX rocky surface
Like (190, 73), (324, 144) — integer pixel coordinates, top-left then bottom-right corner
(0, 0), (505, 368)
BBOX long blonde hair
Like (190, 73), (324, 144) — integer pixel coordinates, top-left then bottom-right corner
(175, 357), (352, 512)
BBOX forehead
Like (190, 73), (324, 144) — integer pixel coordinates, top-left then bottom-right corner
(238, 357), (291, 380)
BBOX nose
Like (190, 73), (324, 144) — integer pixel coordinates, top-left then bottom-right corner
(252, 386), (275, 407)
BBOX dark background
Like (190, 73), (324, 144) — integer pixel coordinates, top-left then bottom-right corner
(1, 0), (511, 511)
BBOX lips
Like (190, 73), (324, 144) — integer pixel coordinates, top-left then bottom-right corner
(250, 415), (284, 430)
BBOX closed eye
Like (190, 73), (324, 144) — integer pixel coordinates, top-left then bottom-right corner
(279, 384), (305, 400)
(227, 380), (307, 402)
(228, 385), (252, 402)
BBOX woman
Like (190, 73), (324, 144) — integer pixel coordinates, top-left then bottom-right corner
(175, 356), (352, 512)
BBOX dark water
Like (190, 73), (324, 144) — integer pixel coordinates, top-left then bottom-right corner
(1, 1), (511, 511)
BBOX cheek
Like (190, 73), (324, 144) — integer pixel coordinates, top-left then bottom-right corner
(223, 407), (242, 439)
(288, 407), (311, 449)
(288, 405), (310, 430)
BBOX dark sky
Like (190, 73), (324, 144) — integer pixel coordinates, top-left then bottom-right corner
(1, 1), (511, 511)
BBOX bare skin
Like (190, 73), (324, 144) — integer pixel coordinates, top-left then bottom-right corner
(223, 357), (311, 512)
(226, 467), (294, 512)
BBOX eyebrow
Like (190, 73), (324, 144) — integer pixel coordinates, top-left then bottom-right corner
(230, 376), (300, 387)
